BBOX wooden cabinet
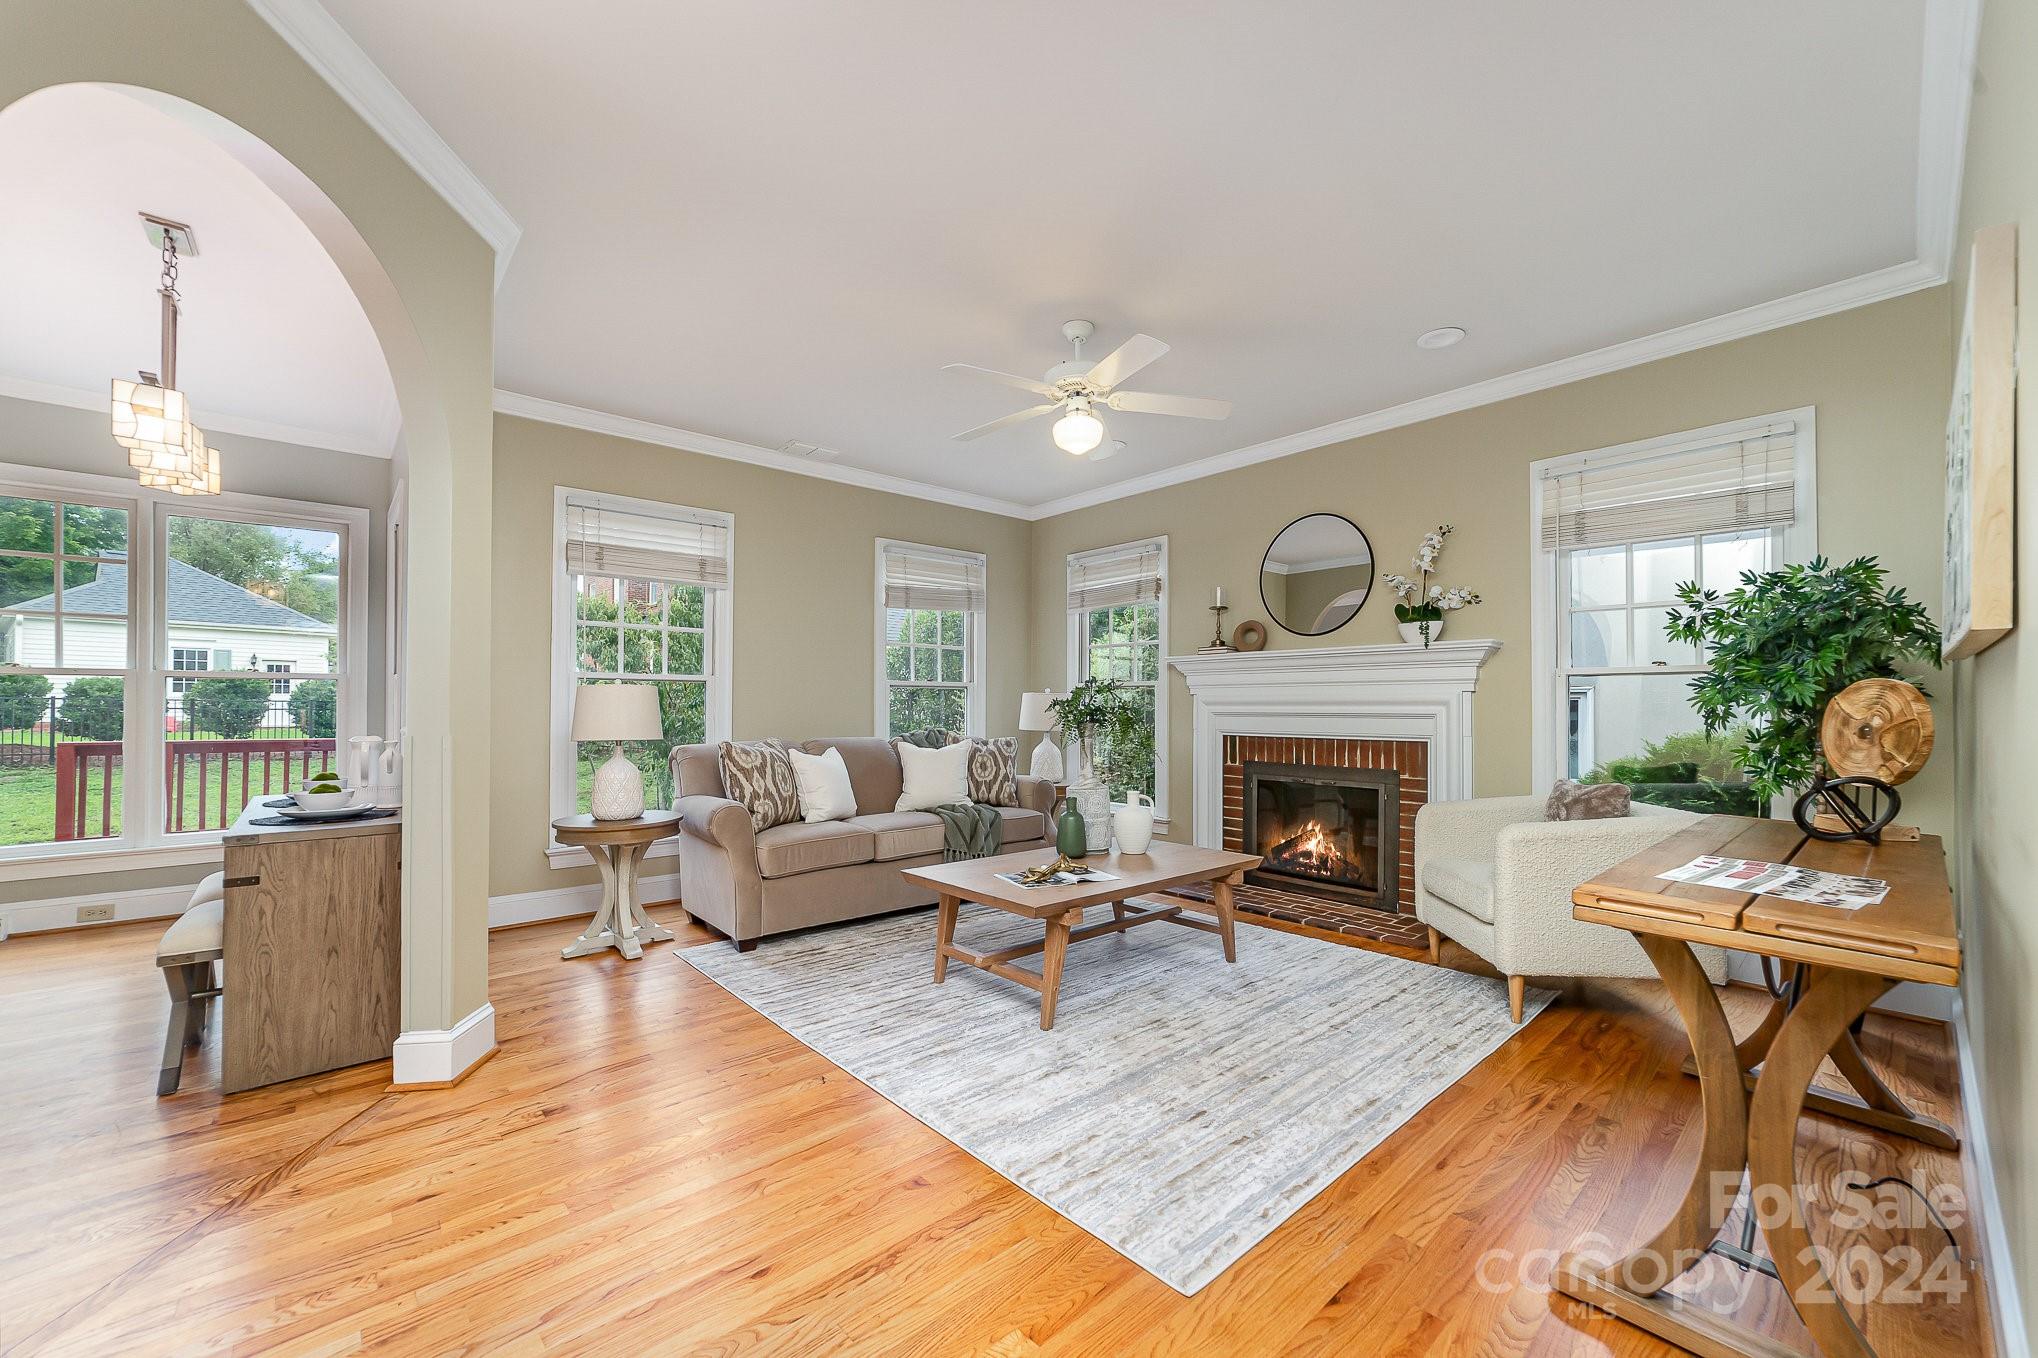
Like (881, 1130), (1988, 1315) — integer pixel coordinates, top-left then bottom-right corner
(221, 806), (402, 1094)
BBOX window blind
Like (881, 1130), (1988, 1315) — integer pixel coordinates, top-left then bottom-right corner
(1538, 422), (1799, 550)
(881, 543), (985, 612)
(564, 499), (730, 588)
(1067, 541), (1164, 613)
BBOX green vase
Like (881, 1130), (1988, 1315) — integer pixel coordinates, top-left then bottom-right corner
(1056, 797), (1088, 858)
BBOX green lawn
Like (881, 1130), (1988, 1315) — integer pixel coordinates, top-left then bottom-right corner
(0, 749), (337, 846)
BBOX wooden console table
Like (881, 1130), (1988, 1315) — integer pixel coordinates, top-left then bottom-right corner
(221, 802), (402, 1094)
(1551, 814), (1959, 1358)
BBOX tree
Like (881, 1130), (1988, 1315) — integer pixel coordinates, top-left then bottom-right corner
(57, 676), (125, 741)
(185, 677), (273, 740)
(167, 518), (338, 625)
(288, 679), (337, 739)
(0, 673), (51, 731)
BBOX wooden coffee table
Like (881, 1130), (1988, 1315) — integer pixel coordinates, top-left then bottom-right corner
(900, 841), (1261, 1029)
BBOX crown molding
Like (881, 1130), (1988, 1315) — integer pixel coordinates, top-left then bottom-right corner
(1915, 0), (1983, 279)
(244, 0), (522, 290)
(490, 390), (1034, 520)
(0, 375), (395, 459)
(1024, 258), (1942, 521)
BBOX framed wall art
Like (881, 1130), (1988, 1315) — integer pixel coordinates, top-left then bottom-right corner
(1943, 222), (2017, 661)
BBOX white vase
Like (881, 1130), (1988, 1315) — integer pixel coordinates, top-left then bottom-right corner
(1398, 618), (1445, 647)
(1112, 790), (1156, 854)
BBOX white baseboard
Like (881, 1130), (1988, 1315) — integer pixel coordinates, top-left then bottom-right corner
(0, 882), (201, 941)
(1954, 990), (2029, 1358)
(1723, 949), (1952, 1021)
(391, 1001), (496, 1087)
(488, 871), (680, 930)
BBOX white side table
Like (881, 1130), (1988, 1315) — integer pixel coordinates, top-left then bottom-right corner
(552, 811), (684, 961)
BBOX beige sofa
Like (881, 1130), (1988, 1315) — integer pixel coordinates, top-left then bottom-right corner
(670, 737), (1056, 950)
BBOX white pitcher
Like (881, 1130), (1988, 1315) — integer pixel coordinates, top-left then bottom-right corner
(1112, 789), (1156, 854)
(348, 735), (383, 790)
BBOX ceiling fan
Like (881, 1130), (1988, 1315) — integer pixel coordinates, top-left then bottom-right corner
(944, 319), (1231, 461)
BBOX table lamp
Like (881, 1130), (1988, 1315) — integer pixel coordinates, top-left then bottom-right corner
(572, 682), (663, 820)
(1019, 690), (1064, 781)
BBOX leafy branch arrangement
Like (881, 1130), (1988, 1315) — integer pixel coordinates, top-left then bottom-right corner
(1047, 677), (1146, 774)
(1381, 524), (1481, 643)
(1664, 555), (1940, 801)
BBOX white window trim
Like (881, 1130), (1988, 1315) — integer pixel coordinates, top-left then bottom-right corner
(0, 463), (367, 878)
(872, 538), (988, 739)
(1528, 408), (1818, 794)
(1064, 535), (1169, 829)
(548, 486), (734, 868)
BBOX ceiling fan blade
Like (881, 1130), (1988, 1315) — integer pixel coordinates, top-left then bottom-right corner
(942, 363), (1058, 398)
(1084, 333), (1170, 391)
(951, 403), (1059, 441)
(1107, 391), (1232, 420)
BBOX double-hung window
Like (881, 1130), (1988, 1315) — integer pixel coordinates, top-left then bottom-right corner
(0, 470), (365, 867)
(1530, 411), (1815, 812)
(551, 489), (732, 845)
(876, 540), (985, 738)
(1066, 537), (1167, 817)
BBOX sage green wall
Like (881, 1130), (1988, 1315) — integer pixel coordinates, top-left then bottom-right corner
(1949, 0), (2038, 1332)
(490, 414), (1033, 899)
(0, 395), (393, 908)
(1028, 288), (1955, 841)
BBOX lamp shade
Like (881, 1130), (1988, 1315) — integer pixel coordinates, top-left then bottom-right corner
(1018, 690), (1060, 732)
(571, 682), (662, 742)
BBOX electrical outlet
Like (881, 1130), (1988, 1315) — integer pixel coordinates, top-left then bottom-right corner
(75, 903), (116, 924)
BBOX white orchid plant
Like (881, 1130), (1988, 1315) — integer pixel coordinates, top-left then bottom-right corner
(1380, 524), (1482, 646)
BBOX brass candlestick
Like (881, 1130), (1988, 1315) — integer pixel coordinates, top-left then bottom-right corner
(1206, 603), (1234, 650)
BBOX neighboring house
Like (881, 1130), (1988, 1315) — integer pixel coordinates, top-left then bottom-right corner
(0, 557), (334, 701)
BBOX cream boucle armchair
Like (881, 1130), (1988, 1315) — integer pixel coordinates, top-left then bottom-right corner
(1413, 794), (1728, 1022)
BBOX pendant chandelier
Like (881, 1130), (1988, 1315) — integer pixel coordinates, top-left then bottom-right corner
(110, 215), (221, 496)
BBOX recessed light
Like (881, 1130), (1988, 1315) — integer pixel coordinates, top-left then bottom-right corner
(1416, 326), (1466, 350)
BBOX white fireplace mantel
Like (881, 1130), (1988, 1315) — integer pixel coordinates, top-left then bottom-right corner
(1167, 639), (1502, 848)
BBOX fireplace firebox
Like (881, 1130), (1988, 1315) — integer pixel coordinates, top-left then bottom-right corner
(1241, 760), (1401, 911)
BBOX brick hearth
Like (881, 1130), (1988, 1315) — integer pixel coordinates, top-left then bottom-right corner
(1220, 735), (1428, 911)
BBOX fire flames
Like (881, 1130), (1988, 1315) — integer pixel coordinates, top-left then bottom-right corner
(1265, 818), (1368, 885)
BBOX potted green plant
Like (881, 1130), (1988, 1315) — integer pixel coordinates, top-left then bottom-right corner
(1664, 555), (1941, 803)
(1048, 677), (1146, 851)
(1381, 524), (1481, 646)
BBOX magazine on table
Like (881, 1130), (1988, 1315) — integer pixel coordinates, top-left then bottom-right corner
(1656, 855), (1890, 910)
(994, 867), (1120, 890)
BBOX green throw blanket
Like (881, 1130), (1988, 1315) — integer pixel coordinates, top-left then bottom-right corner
(897, 728), (1002, 860)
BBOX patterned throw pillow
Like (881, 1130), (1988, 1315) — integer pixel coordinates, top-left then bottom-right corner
(964, 737), (1019, 807)
(1544, 780), (1632, 822)
(718, 739), (800, 833)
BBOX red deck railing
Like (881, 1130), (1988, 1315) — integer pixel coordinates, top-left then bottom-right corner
(53, 739), (338, 840)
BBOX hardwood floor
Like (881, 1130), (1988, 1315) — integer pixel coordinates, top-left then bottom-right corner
(0, 908), (1996, 1356)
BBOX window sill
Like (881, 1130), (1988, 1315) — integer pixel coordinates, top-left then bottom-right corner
(0, 841), (229, 883)
(546, 837), (683, 870)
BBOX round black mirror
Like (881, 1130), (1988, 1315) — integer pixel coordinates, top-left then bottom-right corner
(1260, 513), (1374, 635)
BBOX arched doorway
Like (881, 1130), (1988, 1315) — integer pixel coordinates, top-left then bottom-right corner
(5, 3), (495, 1075)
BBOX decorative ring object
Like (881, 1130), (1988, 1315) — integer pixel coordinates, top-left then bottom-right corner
(1232, 620), (1267, 652)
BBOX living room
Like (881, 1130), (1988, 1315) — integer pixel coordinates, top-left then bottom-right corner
(2, 3), (2032, 1355)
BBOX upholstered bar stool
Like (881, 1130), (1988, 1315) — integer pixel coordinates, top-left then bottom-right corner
(155, 871), (225, 1095)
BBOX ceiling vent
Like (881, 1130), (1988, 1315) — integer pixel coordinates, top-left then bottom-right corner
(779, 440), (842, 462)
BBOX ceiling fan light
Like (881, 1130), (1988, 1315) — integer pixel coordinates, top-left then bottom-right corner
(1052, 407), (1104, 455)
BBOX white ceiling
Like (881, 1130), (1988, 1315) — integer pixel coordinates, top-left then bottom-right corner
(0, 84), (398, 456)
(316, 0), (1935, 509)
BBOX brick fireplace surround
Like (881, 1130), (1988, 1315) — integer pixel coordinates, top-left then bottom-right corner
(1221, 735), (1427, 909)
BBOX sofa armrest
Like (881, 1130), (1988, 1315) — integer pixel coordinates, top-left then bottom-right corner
(678, 795), (756, 856)
(1413, 795), (1546, 866)
(1014, 774), (1056, 819)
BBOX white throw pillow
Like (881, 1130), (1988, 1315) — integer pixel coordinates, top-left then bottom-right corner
(789, 746), (858, 823)
(894, 740), (972, 811)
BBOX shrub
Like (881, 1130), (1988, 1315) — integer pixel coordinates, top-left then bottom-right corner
(288, 679), (337, 739)
(185, 677), (273, 740)
(57, 676), (125, 740)
(0, 673), (52, 731)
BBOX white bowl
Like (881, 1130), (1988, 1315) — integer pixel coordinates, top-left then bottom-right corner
(292, 786), (355, 812)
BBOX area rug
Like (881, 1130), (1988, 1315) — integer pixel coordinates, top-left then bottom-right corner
(679, 902), (1553, 1294)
